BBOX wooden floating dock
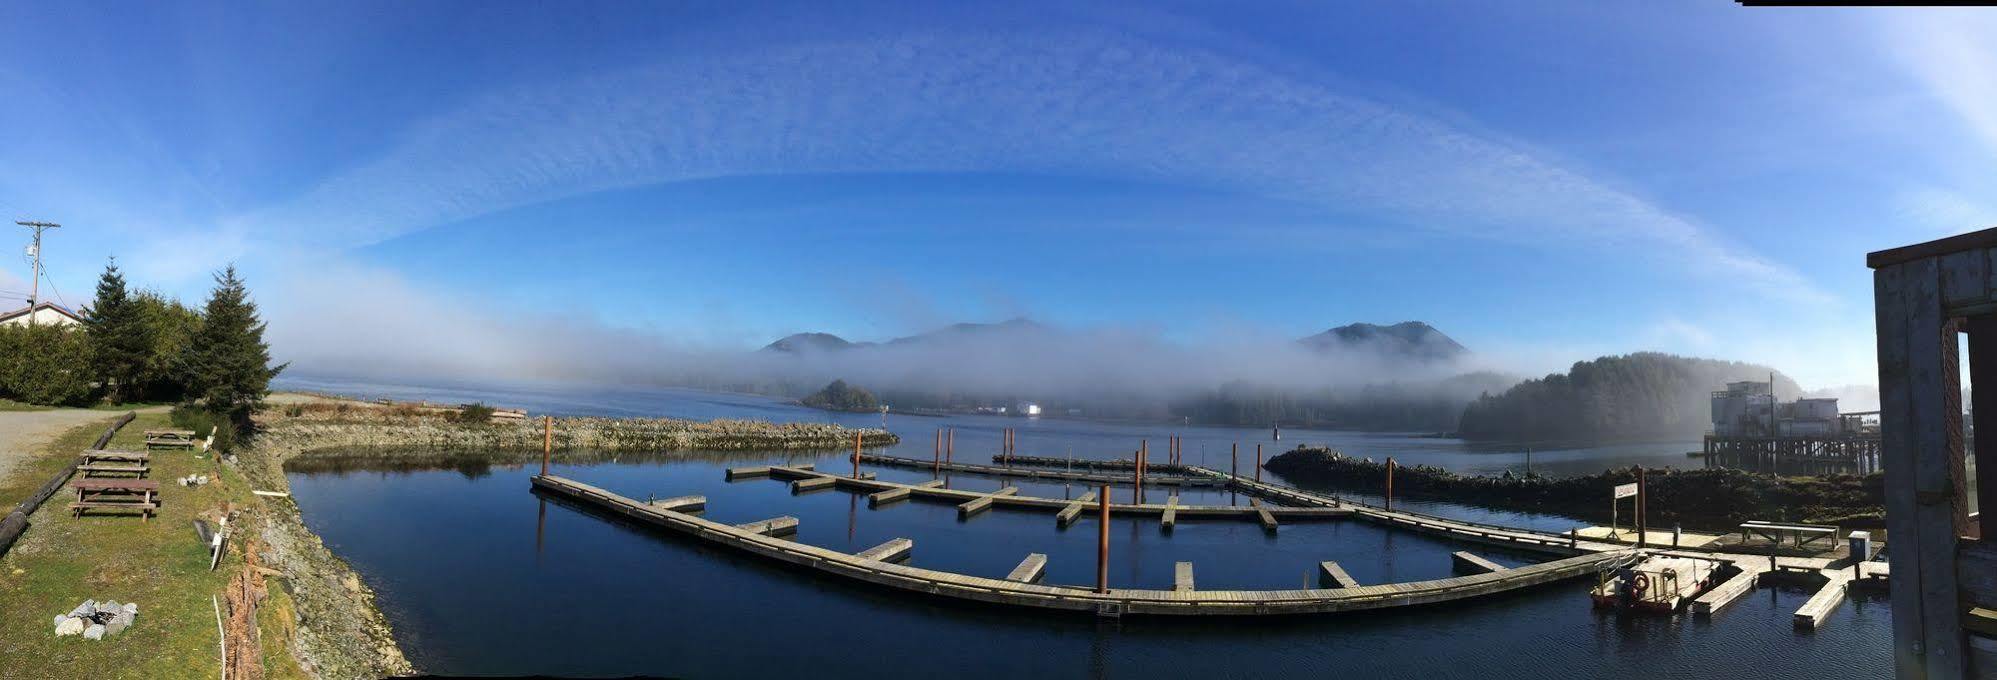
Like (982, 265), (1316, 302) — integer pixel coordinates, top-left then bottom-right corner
(1794, 570), (1854, 630)
(1056, 492), (1096, 528)
(868, 454), (1220, 487)
(647, 495), (706, 513)
(1451, 552), (1507, 574)
(726, 463), (812, 481)
(1175, 562), (1195, 592)
(857, 538), (913, 563)
(1161, 495), (1178, 532)
(531, 474), (1625, 616)
(1250, 499), (1278, 533)
(958, 487), (1020, 519)
(751, 466), (1349, 524)
(792, 472), (874, 493)
(735, 516), (799, 537)
(1691, 566), (1764, 617)
(868, 480), (943, 507)
(1318, 561), (1360, 589)
(1007, 553), (1047, 583)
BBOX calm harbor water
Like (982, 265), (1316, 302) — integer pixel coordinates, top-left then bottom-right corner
(276, 375), (1893, 677)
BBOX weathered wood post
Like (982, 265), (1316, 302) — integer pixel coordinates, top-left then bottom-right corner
(1636, 466), (1647, 548)
(947, 428), (954, 466)
(1385, 457), (1395, 511)
(933, 429), (941, 473)
(1231, 443), (1239, 478)
(853, 432), (862, 479)
(1255, 444), (1262, 483)
(1096, 484), (1110, 594)
(540, 416), (552, 477)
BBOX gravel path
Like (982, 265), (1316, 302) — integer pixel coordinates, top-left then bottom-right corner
(0, 410), (132, 490)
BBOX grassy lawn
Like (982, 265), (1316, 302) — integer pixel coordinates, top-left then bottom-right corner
(0, 398), (53, 412)
(0, 413), (305, 679)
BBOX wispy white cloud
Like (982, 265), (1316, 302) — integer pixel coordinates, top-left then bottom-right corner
(229, 27), (1824, 305)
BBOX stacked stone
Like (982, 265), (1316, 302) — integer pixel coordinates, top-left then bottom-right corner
(52, 600), (138, 640)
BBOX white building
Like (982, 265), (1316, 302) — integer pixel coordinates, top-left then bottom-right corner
(0, 301), (86, 328)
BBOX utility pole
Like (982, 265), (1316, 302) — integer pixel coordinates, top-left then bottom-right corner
(16, 221), (59, 326)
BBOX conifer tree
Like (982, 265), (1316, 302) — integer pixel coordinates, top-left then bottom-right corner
(179, 265), (286, 429)
(87, 258), (149, 403)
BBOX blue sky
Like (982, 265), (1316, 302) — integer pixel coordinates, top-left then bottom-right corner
(1, 1), (1991, 388)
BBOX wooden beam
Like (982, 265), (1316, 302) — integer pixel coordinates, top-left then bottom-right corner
(1007, 553), (1047, 584)
(1876, 256), (1969, 677)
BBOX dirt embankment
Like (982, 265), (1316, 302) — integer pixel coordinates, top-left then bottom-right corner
(236, 407), (895, 677)
(1263, 445), (1884, 531)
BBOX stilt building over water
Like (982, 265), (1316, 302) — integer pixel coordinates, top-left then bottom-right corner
(1701, 378), (1883, 475)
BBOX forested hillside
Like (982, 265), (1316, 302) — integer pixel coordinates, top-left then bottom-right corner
(1456, 352), (1799, 443)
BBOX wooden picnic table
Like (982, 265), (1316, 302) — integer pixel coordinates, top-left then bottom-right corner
(70, 478), (160, 521)
(1739, 520), (1839, 549)
(144, 430), (197, 450)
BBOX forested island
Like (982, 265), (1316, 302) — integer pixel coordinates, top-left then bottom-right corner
(801, 379), (880, 412)
(1456, 352), (1799, 442)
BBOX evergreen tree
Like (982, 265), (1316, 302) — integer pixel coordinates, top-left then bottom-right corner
(179, 265), (286, 430)
(87, 258), (149, 403)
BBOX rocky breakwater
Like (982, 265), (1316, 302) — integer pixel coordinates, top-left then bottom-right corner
(1262, 445), (1884, 530)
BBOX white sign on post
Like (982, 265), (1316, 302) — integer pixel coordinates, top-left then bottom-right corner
(1613, 483), (1638, 499)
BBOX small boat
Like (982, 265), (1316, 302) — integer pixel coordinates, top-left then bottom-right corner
(1590, 555), (1719, 613)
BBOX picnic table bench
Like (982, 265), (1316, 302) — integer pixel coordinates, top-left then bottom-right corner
(144, 430), (198, 450)
(77, 463), (149, 478)
(1740, 520), (1839, 550)
(79, 449), (151, 464)
(69, 478), (160, 521)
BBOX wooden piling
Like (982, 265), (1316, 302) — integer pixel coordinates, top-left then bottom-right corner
(540, 415), (552, 477)
(947, 428), (955, 466)
(934, 429), (942, 473)
(1096, 484), (1110, 594)
(1231, 443), (1239, 478)
(1636, 466), (1648, 549)
(853, 432), (862, 479)
(1385, 457), (1396, 511)
(1255, 444), (1262, 483)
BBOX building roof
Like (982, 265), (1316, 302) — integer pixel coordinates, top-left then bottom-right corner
(0, 301), (87, 325)
(1866, 225), (1997, 269)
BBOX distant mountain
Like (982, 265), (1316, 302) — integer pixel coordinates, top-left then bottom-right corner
(1297, 321), (1467, 362)
(761, 332), (869, 353)
(885, 318), (1044, 345)
(762, 318), (1045, 353)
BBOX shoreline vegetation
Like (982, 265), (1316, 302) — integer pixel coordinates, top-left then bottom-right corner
(1263, 445), (1884, 531)
(235, 396), (895, 677)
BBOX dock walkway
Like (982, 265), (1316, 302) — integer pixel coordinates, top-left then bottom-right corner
(534, 473), (1624, 616)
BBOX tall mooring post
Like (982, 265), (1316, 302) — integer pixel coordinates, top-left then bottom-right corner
(947, 428), (955, 466)
(933, 429), (941, 473)
(1385, 457), (1396, 511)
(1255, 444), (1262, 483)
(540, 416), (552, 477)
(1096, 484), (1111, 594)
(853, 432), (862, 479)
(1231, 443), (1239, 478)
(1636, 466), (1648, 548)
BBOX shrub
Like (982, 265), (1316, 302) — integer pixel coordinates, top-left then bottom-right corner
(0, 324), (96, 406)
(454, 402), (497, 425)
(171, 404), (238, 453)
